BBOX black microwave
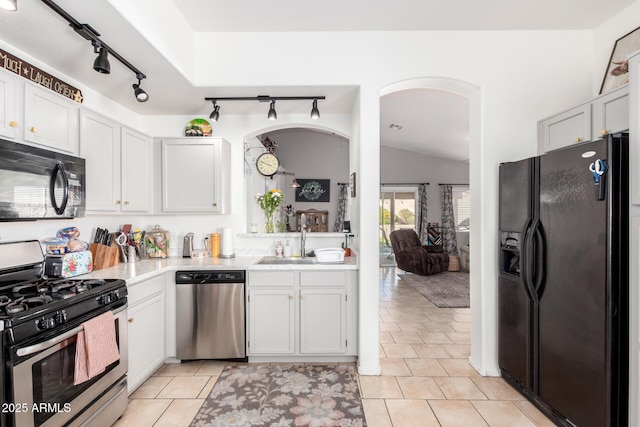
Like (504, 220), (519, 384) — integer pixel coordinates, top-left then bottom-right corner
(0, 138), (85, 221)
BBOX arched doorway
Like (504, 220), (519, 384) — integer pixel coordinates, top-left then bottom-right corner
(379, 78), (491, 375)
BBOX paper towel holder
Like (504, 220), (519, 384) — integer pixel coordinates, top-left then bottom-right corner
(219, 253), (236, 259)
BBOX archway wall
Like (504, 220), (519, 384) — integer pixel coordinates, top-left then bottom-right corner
(144, 29), (596, 374)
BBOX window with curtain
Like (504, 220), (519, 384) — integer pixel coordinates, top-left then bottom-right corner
(452, 186), (470, 231)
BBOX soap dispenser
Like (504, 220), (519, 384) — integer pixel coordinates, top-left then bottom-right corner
(283, 240), (292, 257)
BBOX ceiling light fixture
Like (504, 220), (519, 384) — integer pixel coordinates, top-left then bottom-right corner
(276, 171), (301, 188)
(40, 0), (149, 103)
(92, 41), (110, 74)
(204, 95), (325, 122)
(267, 100), (277, 120)
(0, 0), (17, 11)
(310, 98), (320, 119)
(209, 101), (220, 122)
(132, 74), (149, 102)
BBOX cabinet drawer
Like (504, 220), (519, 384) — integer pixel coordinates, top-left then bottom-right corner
(248, 270), (296, 286)
(128, 274), (166, 305)
(300, 271), (347, 286)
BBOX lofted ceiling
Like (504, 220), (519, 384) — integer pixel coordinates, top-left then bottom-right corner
(0, 0), (633, 160)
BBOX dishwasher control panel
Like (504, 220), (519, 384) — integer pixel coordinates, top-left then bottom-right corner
(175, 270), (245, 284)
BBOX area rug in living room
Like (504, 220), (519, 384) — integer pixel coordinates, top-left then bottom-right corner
(190, 364), (366, 427)
(398, 271), (470, 308)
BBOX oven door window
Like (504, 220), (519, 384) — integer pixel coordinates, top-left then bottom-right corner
(29, 330), (121, 426)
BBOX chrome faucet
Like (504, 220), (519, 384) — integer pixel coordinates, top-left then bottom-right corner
(300, 213), (307, 258)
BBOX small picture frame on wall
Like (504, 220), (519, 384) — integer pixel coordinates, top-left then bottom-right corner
(599, 25), (640, 94)
(350, 172), (356, 198)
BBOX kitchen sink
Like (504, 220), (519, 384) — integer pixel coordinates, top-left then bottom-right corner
(256, 256), (317, 265)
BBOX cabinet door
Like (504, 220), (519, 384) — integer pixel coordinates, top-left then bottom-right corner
(121, 127), (151, 212)
(300, 288), (347, 354)
(24, 85), (79, 154)
(0, 70), (18, 139)
(248, 289), (295, 354)
(80, 111), (121, 212)
(127, 293), (166, 393)
(538, 103), (591, 153)
(162, 139), (220, 212)
(592, 85), (629, 140)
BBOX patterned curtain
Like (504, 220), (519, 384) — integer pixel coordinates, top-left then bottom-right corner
(334, 183), (349, 232)
(440, 185), (459, 255)
(416, 184), (429, 244)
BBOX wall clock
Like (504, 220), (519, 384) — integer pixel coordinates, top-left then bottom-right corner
(256, 152), (280, 176)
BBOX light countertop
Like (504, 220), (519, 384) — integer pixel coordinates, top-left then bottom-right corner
(85, 255), (358, 286)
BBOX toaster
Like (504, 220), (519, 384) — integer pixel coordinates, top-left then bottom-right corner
(314, 248), (346, 264)
(45, 251), (93, 278)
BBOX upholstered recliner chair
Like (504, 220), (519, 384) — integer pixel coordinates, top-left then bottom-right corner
(390, 229), (449, 276)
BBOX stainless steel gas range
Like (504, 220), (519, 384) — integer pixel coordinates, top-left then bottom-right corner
(0, 240), (128, 427)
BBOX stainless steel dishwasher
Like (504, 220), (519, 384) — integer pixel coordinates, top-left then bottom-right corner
(175, 270), (246, 360)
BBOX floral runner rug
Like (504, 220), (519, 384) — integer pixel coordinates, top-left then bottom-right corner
(190, 364), (366, 427)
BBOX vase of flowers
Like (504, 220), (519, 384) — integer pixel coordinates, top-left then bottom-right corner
(256, 189), (285, 233)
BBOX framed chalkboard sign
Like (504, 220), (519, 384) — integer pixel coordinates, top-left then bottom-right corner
(295, 179), (330, 202)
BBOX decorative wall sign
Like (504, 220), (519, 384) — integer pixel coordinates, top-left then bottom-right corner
(599, 26), (640, 94)
(0, 48), (83, 103)
(295, 179), (330, 202)
(184, 118), (212, 136)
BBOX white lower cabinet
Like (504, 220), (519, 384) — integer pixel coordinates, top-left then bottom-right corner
(300, 288), (346, 353)
(248, 289), (295, 354)
(126, 275), (166, 393)
(247, 269), (357, 358)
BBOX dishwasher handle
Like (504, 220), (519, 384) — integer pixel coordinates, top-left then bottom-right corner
(175, 270), (245, 284)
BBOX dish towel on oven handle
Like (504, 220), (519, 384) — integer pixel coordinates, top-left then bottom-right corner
(74, 310), (120, 385)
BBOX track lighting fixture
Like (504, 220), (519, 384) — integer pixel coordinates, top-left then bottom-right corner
(209, 102), (220, 122)
(132, 75), (149, 102)
(0, 0), (17, 11)
(204, 95), (325, 122)
(268, 100), (277, 120)
(92, 41), (110, 74)
(310, 98), (320, 119)
(41, 0), (149, 103)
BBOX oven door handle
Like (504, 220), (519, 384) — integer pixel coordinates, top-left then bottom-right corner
(16, 305), (127, 357)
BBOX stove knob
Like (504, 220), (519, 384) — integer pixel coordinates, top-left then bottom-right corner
(38, 317), (55, 330)
(54, 310), (67, 325)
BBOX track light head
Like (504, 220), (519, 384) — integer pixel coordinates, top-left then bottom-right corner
(310, 98), (320, 119)
(132, 76), (149, 102)
(0, 0), (17, 11)
(93, 45), (110, 74)
(268, 100), (277, 120)
(209, 102), (220, 122)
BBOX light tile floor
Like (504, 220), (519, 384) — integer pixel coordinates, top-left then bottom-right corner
(114, 266), (555, 426)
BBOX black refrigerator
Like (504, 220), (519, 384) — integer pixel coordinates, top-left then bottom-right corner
(498, 133), (628, 427)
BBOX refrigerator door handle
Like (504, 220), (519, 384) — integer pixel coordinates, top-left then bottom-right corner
(521, 221), (535, 299)
(532, 222), (545, 297)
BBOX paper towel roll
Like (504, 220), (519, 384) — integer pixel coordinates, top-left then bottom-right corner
(221, 228), (234, 257)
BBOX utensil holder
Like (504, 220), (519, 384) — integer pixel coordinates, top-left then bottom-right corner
(89, 243), (119, 270)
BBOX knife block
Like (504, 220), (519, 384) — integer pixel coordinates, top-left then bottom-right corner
(89, 243), (119, 270)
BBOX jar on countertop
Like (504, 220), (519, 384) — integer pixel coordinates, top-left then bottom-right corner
(146, 224), (169, 258)
(275, 240), (284, 257)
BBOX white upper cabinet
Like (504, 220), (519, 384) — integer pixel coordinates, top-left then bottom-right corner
(538, 85), (629, 154)
(0, 70), (19, 140)
(161, 138), (230, 213)
(538, 103), (591, 153)
(24, 84), (79, 154)
(81, 111), (121, 212)
(121, 127), (151, 212)
(81, 110), (152, 213)
(630, 51), (640, 205)
(591, 85), (629, 139)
